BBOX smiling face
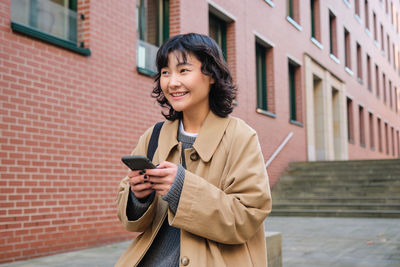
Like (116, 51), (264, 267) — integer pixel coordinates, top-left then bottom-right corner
(160, 52), (214, 119)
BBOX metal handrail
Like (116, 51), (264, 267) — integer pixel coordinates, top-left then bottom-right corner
(265, 132), (293, 168)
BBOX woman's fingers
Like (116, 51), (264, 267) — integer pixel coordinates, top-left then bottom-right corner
(128, 170), (144, 178)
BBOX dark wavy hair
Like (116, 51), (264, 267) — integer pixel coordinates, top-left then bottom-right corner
(152, 33), (237, 121)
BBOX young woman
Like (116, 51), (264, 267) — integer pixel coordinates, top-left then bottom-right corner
(116, 33), (271, 267)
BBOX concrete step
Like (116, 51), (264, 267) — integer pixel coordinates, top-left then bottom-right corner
(272, 202), (400, 211)
(269, 209), (400, 218)
(272, 191), (399, 198)
(274, 180), (400, 187)
(272, 184), (400, 193)
(272, 159), (400, 218)
(281, 173), (400, 179)
(270, 196), (400, 204)
(287, 159), (400, 168)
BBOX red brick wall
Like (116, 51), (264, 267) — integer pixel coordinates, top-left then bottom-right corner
(1, 0), (163, 263)
(1, 0), (400, 263)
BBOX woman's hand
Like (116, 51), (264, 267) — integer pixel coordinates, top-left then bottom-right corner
(146, 161), (178, 197)
(128, 170), (154, 199)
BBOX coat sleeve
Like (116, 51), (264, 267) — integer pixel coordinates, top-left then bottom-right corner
(116, 126), (159, 232)
(168, 127), (272, 245)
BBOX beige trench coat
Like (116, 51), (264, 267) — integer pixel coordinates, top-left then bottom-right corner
(116, 111), (272, 267)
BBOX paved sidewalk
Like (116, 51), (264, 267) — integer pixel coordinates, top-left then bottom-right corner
(1, 217), (399, 267)
(265, 216), (400, 267)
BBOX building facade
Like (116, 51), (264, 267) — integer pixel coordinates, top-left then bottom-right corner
(1, 0), (400, 263)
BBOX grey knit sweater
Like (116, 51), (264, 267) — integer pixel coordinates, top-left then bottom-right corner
(126, 126), (196, 267)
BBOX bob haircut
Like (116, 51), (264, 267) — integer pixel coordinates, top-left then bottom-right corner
(152, 33), (236, 121)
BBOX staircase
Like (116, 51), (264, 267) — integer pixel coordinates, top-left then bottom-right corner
(271, 159), (400, 218)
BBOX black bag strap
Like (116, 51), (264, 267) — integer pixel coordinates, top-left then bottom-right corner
(147, 121), (164, 161)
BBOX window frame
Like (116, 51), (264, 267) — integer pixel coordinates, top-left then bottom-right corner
(369, 112), (375, 150)
(377, 117), (383, 152)
(288, 59), (302, 125)
(256, 42), (268, 112)
(365, 0), (370, 30)
(136, 0), (170, 76)
(367, 54), (372, 91)
(329, 10), (338, 57)
(10, 0), (90, 56)
(356, 42), (363, 82)
(359, 105), (366, 147)
(347, 97), (355, 143)
(209, 13), (227, 60)
(344, 28), (352, 71)
(310, 0), (321, 42)
(255, 37), (275, 117)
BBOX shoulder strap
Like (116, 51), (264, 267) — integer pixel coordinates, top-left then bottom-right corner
(147, 121), (164, 161)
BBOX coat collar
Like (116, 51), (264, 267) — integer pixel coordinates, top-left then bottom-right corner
(157, 111), (231, 162)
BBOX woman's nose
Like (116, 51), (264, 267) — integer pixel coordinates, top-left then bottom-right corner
(168, 73), (181, 87)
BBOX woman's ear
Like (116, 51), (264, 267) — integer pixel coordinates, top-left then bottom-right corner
(210, 77), (215, 85)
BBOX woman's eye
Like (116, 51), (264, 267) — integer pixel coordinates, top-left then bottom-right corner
(180, 68), (189, 73)
(161, 70), (169, 75)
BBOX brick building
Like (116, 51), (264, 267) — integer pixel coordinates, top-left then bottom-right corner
(1, 0), (400, 263)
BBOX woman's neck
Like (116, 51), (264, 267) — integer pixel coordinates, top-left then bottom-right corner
(182, 108), (209, 133)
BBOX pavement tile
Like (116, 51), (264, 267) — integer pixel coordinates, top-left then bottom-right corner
(1, 216), (399, 266)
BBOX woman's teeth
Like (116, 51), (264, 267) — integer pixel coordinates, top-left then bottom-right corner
(172, 92), (187, 97)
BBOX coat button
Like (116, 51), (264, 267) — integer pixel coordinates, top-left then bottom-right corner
(180, 256), (190, 266)
(190, 152), (199, 161)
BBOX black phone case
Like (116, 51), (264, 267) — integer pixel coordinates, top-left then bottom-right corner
(121, 155), (156, 170)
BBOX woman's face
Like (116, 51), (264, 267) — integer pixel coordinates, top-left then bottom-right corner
(160, 52), (214, 117)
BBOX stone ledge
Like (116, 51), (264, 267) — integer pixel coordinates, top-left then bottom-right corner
(265, 231), (282, 267)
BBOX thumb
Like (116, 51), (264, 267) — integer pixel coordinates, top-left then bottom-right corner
(156, 161), (175, 169)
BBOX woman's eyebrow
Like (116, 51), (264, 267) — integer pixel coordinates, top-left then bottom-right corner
(176, 62), (193, 67)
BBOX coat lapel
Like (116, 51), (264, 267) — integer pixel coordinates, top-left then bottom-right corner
(156, 111), (231, 163)
(193, 112), (230, 162)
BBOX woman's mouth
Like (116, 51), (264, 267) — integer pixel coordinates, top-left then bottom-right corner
(171, 92), (188, 98)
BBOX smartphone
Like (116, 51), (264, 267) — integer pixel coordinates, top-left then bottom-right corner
(121, 155), (156, 171)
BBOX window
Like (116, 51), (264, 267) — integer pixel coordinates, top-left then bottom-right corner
(369, 112), (375, 149)
(329, 11), (338, 57)
(365, 0), (370, 30)
(209, 13), (227, 60)
(383, 73), (387, 104)
(344, 28), (352, 70)
(208, 5), (236, 82)
(137, 0), (170, 75)
(288, 60), (301, 123)
(375, 64), (380, 97)
(356, 43), (362, 81)
(367, 54), (372, 90)
(347, 98), (354, 142)
(389, 80), (393, 108)
(255, 41), (274, 114)
(385, 122), (389, 154)
(378, 118), (383, 152)
(387, 34), (391, 63)
(380, 24), (384, 52)
(10, 0), (90, 55)
(397, 130), (400, 157)
(397, 12), (400, 34)
(391, 1), (394, 24)
(311, 0), (321, 42)
(287, 0), (300, 27)
(373, 12), (378, 41)
(395, 86), (399, 113)
(391, 126), (395, 156)
(355, 0), (361, 18)
(359, 106), (366, 147)
(385, 0), (389, 14)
